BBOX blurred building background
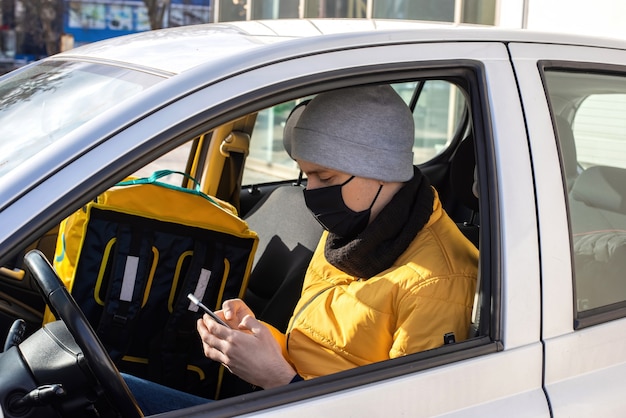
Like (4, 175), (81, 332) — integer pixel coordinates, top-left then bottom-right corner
(0, 0), (624, 72)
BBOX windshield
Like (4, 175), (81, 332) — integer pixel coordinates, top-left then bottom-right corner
(0, 60), (163, 178)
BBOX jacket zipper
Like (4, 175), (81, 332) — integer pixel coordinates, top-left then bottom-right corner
(286, 285), (334, 351)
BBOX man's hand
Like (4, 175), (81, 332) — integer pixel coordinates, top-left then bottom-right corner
(197, 298), (297, 389)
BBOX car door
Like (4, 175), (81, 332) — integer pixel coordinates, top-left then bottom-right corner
(161, 41), (549, 417)
(510, 42), (626, 416)
(0, 36), (548, 417)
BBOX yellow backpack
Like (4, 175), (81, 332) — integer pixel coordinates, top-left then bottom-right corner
(50, 170), (258, 399)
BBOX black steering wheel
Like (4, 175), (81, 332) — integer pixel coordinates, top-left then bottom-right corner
(23, 250), (142, 418)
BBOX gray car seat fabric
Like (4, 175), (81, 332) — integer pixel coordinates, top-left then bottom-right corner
(569, 165), (626, 310)
(243, 185), (324, 331)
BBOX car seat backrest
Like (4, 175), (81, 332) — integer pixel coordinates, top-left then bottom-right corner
(569, 165), (626, 310)
(243, 184), (324, 331)
(571, 165), (626, 215)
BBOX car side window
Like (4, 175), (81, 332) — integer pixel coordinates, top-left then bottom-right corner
(132, 142), (194, 181)
(395, 80), (467, 163)
(244, 100), (303, 185)
(545, 70), (626, 316)
(242, 80), (467, 185)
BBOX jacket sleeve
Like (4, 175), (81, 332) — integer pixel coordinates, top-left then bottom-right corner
(260, 321), (293, 363)
(389, 275), (475, 358)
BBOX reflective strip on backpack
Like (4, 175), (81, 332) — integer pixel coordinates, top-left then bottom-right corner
(188, 268), (211, 312)
(121, 255), (140, 302)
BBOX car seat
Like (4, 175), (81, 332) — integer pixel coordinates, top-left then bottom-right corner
(569, 165), (626, 310)
(243, 184), (324, 331)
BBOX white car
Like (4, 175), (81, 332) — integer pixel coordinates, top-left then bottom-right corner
(0, 18), (626, 417)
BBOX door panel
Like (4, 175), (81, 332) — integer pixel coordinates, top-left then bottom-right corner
(204, 41), (546, 416)
(248, 345), (546, 418)
(510, 42), (626, 416)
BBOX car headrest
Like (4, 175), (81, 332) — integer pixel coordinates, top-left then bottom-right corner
(449, 135), (479, 212)
(571, 165), (626, 214)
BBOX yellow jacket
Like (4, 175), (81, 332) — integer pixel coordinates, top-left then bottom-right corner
(269, 191), (478, 380)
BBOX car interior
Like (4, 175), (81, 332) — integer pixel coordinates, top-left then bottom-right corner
(0, 79), (488, 416)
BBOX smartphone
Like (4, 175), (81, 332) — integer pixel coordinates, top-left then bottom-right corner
(187, 293), (231, 328)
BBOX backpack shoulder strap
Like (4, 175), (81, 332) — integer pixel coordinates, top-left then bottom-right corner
(96, 223), (156, 361)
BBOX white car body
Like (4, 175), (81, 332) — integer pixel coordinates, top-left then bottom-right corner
(1, 19), (626, 417)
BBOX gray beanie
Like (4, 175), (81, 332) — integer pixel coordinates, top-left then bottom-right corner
(283, 85), (415, 182)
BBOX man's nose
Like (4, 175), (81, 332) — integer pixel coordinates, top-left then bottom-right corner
(305, 178), (321, 190)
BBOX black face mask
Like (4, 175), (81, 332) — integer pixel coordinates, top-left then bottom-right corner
(303, 176), (383, 239)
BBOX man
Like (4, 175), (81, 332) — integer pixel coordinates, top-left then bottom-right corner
(125, 84), (478, 412)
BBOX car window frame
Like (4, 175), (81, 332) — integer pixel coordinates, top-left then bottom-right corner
(2, 49), (505, 416)
(540, 60), (626, 329)
(182, 63), (500, 415)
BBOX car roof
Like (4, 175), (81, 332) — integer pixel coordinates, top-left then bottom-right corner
(52, 19), (626, 75)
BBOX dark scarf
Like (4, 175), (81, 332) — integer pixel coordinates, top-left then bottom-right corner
(324, 167), (434, 278)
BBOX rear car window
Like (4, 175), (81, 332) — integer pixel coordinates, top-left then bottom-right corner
(545, 70), (626, 317)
